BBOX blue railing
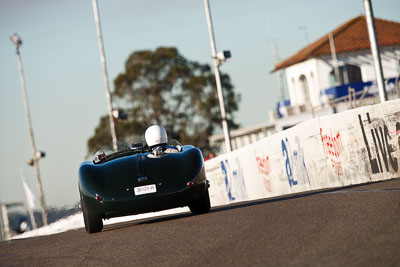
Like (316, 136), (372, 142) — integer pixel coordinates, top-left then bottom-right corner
(323, 81), (374, 99)
(276, 100), (291, 118)
(275, 77), (399, 118)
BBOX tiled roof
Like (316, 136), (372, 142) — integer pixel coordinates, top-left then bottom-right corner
(272, 15), (400, 72)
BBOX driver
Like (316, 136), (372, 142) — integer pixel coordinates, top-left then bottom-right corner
(145, 125), (179, 155)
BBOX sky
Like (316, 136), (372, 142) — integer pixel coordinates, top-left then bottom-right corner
(0, 0), (399, 208)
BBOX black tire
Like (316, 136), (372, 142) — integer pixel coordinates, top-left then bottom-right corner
(80, 191), (103, 234)
(189, 186), (211, 215)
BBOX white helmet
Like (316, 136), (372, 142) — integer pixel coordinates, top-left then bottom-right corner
(145, 125), (168, 147)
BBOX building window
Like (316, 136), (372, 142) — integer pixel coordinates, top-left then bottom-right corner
(346, 64), (362, 83)
(329, 64), (362, 86)
(299, 75), (310, 104)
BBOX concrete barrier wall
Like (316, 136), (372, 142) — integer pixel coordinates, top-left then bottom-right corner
(205, 99), (400, 206)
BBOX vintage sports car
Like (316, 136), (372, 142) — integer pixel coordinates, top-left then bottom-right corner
(78, 140), (211, 233)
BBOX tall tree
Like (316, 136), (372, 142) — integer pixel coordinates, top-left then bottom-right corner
(87, 47), (240, 155)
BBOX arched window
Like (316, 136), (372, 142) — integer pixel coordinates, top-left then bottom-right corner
(299, 75), (310, 104)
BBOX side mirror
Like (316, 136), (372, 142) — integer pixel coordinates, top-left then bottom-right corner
(93, 150), (106, 164)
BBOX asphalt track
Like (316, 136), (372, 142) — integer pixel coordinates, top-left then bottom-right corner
(1, 178), (399, 266)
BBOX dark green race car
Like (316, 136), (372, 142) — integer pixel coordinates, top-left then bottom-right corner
(78, 142), (211, 233)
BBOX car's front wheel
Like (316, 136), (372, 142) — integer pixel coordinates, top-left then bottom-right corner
(189, 186), (211, 215)
(80, 191), (103, 234)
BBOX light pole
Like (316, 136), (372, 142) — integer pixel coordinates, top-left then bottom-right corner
(329, 32), (341, 86)
(363, 0), (387, 102)
(10, 33), (48, 226)
(298, 26), (315, 117)
(92, 0), (118, 152)
(267, 23), (286, 102)
(203, 0), (232, 153)
(20, 169), (37, 230)
(298, 26), (310, 47)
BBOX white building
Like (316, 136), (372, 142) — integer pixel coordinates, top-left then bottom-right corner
(210, 15), (400, 154)
(274, 15), (400, 112)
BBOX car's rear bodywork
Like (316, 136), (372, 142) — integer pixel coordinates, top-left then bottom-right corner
(78, 144), (210, 233)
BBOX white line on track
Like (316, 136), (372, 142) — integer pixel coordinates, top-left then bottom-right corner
(323, 188), (400, 194)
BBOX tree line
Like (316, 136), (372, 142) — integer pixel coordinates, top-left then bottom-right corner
(87, 47), (240, 156)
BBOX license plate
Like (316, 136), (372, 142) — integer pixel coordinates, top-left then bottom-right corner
(134, 184), (157, 196)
